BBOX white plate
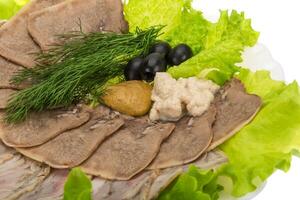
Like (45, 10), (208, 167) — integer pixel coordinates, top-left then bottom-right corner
(239, 43), (285, 81)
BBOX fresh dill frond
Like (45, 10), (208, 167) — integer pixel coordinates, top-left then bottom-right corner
(6, 26), (162, 123)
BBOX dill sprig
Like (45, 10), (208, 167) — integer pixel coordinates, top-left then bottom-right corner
(6, 26), (162, 123)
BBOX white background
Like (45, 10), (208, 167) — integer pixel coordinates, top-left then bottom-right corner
(194, 0), (300, 199)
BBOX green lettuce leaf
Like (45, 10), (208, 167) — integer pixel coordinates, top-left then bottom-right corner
(124, 0), (210, 54)
(158, 166), (223, 200)
(63, 168), (92, 200)
(204, 10), (259, 49)
(162, 6), (210, 54)
(168, 10), (259, 82)
(168, 39), (242, 79)
(217, 69), (300, 197)
(124, 0), (189, 34)
(0, 0), (29, 20)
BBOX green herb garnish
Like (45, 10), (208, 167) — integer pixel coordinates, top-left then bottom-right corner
(6, 26), (162, 123)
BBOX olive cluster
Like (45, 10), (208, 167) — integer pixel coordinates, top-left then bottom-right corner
(124, 42), (193, 82)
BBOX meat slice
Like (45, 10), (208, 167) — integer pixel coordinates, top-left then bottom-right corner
(1, 107), (91, 147)
(208, 78), (262, 150)
(0, 153), (50, 200)
(0, 56), (28, 89)
(18, 169), (68, 200)
(0, 0), (64, 67)
(81, 117), (175, 180)
(147, 106), (216, 170)
(17, 106), (124, 168)
(92, 150), (227, 200)
(28, 0), (128, 50)
(0, 89), (16, 109)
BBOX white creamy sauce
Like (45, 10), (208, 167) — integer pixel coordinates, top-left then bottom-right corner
(149, 73), (219, 121)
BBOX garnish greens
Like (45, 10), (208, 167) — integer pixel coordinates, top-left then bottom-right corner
(168, 10), (259, 83)
(62, 166), (222, 200)
(64, 168), (92, 200)
(6, 26), (162, 123)
(158, 166), (223, 200)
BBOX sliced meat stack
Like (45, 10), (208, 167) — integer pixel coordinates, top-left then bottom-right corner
(80, 117), (175, 180)
(0, 79), (261, 199)
(18, 107), (124, 168)
(0, 78), (261, 200)
(0, 77), (261, 172)
(0, 107), (91, 147)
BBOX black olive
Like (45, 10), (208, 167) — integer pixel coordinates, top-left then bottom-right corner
(141, 66), (155, 82)
(149, 42), (171, 56)
(167, 44), (193, 66)
(140, 53), (167, 81)
(124, 57), (144, 81)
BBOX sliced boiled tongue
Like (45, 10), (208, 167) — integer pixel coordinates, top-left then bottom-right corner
(17, 106), (124, 168)
(80, 117), (175, 180)
(27, 0), (128, 51)
(0, 107), (91, 148)
(147, 105), (216, 170)
(208, 78), (262, 150)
